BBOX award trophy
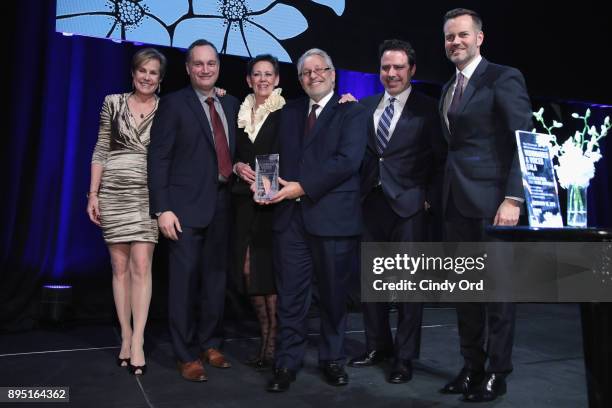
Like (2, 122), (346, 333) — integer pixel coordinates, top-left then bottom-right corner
(515, 130), (563, 227)
(255, 154), (279, 201)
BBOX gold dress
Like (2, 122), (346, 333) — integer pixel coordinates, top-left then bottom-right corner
(91, 93), (158, 244)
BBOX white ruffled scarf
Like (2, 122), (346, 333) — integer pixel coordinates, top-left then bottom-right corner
(238, 88), (286, 143)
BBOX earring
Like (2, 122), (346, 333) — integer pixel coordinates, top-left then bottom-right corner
(156, 82), (161, 94)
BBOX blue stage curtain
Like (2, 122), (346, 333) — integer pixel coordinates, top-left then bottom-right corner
(1, 1), (132, 329)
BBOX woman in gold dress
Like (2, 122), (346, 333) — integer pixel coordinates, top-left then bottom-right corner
(86, 48), (166, 375)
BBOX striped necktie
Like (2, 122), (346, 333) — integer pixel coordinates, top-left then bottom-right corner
(376, 97), (396, 154)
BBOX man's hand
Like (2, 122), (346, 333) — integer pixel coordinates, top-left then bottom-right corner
(339, 93), (357, 103)
(257, 177), (304, 204)
(493, 198), (521, 226)
(158, 211), (182, 240)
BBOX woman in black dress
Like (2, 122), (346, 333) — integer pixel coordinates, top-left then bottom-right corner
(232, 54), (285, 370)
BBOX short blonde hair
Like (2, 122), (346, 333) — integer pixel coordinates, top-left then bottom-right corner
(132, 48), (167, 79)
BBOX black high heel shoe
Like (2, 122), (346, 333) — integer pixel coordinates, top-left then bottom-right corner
(129, 363), (147, 376)
(116, 358), (130, 367)
(245, 355), (273, 371)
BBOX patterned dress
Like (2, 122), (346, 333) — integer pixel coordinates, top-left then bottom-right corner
(91, 93), (158, 244)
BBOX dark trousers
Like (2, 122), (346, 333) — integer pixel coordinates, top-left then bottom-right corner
(274, 208), (357, 371)
(444, 195), (516, 373)
(167, 187), (230, 363)
(361, 188), (424, 361)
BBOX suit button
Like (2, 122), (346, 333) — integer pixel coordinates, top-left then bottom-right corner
(379, 157), (384, 162)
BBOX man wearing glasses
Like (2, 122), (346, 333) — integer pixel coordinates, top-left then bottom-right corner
(263, 48), (368, 392)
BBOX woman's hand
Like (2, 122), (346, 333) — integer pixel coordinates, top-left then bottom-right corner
(87, 195), (101, 226)
(234, 162), (256, 183)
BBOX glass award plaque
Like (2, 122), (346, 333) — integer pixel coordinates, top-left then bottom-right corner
(255, 154), (279, 201)
(515, 130), (563, 227)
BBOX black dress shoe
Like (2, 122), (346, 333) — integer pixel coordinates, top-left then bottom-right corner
(464, 373), (507, 402)
(348, 350), (390, 367)
(321, 362), (349, 386)
(440, 367), (484, 394)
(388, 360), (413, 384)
(267, 368), (296, 392)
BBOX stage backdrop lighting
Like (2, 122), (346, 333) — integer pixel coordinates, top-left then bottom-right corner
(56, 0), (346, 62)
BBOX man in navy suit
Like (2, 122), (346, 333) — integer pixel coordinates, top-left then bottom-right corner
(348, 39), (446, 384)
(264, 48), (368, 392)
(147, 39), (240, 382)
(438, 9), (532, 402)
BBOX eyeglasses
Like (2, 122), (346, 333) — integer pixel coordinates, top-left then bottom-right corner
(300, 67), (332, 78)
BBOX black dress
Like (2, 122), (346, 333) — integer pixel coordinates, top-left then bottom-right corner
(231, 110), (280, 295)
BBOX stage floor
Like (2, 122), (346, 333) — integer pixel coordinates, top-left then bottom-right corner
(0, 304), (585, 407)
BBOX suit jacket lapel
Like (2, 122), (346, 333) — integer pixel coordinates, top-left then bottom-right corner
(439, 79), (453, 116)
(456, 58), (489, 114)
(367, 94), (383, 155)
(184, 87), (215, 147)
(218, 95), (236, 156)
(303, 93), (340, 150)
(384, 92), (416, 154)
(439, 79), (453, 142)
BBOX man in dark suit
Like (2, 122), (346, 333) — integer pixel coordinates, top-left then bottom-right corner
(438, 9), (532, 402)
(147, 39), (240, 382)
(264, 48), (368, 392)
(348, 39), (446, 384)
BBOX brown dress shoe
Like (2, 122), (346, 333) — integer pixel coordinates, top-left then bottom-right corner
(178, 360), (208, 382)
(201, 348), (232, 368)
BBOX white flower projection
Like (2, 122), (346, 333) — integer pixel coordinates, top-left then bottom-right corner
(56, 0), (346, 62)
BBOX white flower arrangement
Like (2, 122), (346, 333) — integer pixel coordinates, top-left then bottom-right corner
(533, 108), (611, 189)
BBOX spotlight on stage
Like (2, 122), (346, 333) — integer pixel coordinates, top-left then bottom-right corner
(40, 284), (73, 325)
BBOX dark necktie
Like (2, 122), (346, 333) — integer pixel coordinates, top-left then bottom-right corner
(376, 97), (396, 154)
(305, 104), (319, 136)
(205, 97), (232, 178)
(448, 72), (464, 114)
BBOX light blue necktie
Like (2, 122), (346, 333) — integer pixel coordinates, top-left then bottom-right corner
(376, 97), (396, 155)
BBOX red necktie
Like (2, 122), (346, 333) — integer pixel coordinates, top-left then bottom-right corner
(205, 97), (232, 178)
(305, 104), (319, 136)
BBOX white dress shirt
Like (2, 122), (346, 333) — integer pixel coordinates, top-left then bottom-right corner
(308, 90), (334, 118)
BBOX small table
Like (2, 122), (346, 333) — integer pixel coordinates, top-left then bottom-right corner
(486, 226), (612, 408)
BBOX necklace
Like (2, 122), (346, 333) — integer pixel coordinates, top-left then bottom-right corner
(129, 93), (155, 121)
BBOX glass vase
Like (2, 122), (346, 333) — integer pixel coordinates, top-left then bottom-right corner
(566, 184), (587, 227)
